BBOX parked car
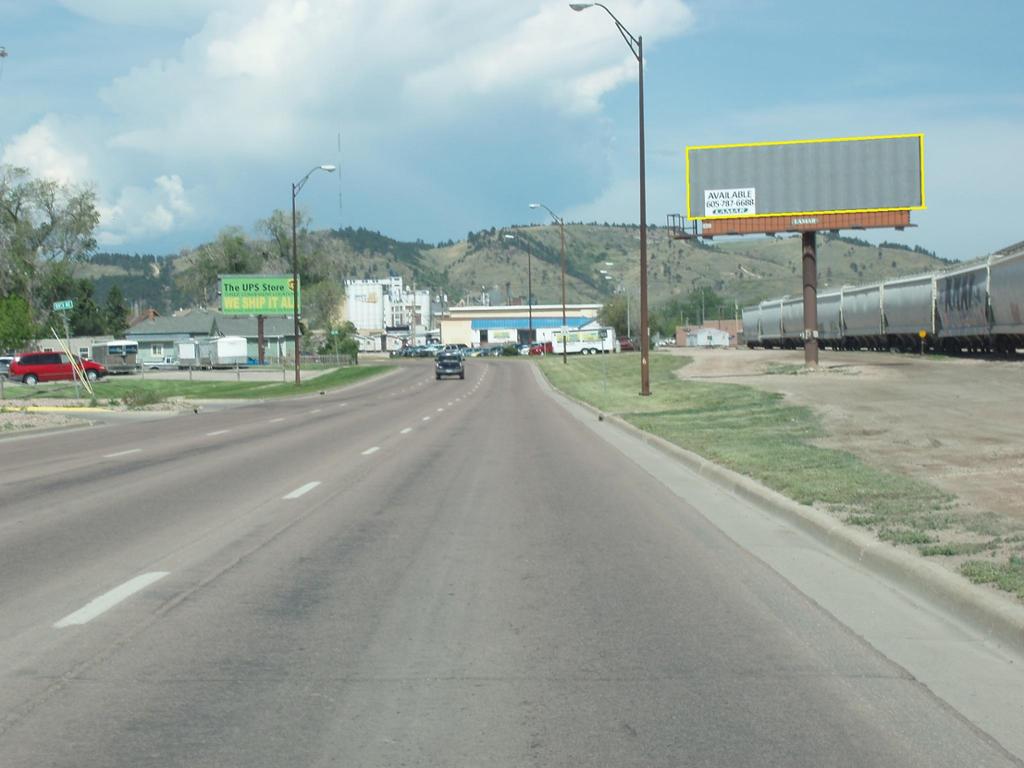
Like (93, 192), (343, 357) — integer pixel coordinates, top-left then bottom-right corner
(618, 336), (636, 351)
(529, 341), (554, 355)
(0, 355), (13, 379)
(435, 352), (465, 380)
(146, 356), (178, 370)
(9, 351), (107, 384)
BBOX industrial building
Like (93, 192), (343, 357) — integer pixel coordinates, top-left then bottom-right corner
(345, 277), (433, 350)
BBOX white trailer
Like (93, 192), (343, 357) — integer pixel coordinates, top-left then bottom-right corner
(550, 327), (618, 355)
(177, 340), (199, 368)
(199, 336), (248, 368)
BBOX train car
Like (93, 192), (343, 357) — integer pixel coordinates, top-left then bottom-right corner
(780, 297), (805, 348)
(935, 261), (990, 352)
(988, 248), (1024, 353)
(841, 283), (884, 349)
(742, 305), (761, 348)
(817, 291), (844, 349)
(882, 274), (935, 351)
(757, 298), (784, 348)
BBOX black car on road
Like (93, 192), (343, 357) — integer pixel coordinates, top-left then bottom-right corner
(435, 352), (465, 380)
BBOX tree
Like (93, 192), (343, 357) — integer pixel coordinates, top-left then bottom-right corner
(104, 284), (130, 336)
(0, 165), (100, 317)
(599, 295), (629, 337)
(0, 295), (33, 351)
(174, 227), (262, 306)
(318, 321), (359, 361)
(304, 280), (343, 330)
(36, 264), (104, 336)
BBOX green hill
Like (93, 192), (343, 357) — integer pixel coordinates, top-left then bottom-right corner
(76, 224), (958, 317)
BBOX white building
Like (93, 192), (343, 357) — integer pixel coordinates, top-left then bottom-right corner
(687, 327), (731, 348)
(345, 278), (433, 331)
(345, 277), (435, 351)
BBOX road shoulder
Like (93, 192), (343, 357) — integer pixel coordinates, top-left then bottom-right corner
(532, 362), (1024, 762)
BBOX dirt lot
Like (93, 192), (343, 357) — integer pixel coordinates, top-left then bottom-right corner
(672, 347), (1024, 524)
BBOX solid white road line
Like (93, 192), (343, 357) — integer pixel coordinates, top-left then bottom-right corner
(283, 481), (321, 500)
(269, 417), (285, 423)
(361, 446), (380, 455)
(400, 428), (413, 434)
(103, 449), (141, 458)
(54, 572), (170, 629)
(206, 430), (230, 436)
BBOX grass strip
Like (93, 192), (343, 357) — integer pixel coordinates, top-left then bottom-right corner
(961, 556), (1024, 599)
(2, 365), (388, 403)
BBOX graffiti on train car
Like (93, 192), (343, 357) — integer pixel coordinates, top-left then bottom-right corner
(942, 272), (982, 312)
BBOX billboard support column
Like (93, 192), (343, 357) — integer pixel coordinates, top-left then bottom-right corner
(257, 314), (265, 366)
(802, 231), (819, 367)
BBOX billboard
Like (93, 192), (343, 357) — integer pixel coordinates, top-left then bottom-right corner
(219, 274), (299, 316)
(686, 134), (925, 221)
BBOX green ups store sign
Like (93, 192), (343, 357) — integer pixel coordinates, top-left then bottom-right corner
(219, 275), (299, 316)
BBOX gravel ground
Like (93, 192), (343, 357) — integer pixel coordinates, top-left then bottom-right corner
(0, 397), (190, 435)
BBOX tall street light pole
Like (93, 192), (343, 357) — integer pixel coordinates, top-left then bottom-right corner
(529, 203), (567, 364)
(291, 164), (336, 386)
(504, 234), (533, 343)
(570, 2), (650, 395)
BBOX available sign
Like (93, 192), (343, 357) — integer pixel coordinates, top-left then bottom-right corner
(52, 299), (74, 312)
(704, 187), (756, 217)
(219, 275), (299, 316)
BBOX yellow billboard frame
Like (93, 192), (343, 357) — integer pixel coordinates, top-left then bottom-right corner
(685, 133), (926, 221)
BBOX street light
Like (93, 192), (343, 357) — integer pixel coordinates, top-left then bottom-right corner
(529, 203), (568, 364)
(570, 2), (650, 395)
(291, 163), (336, 386)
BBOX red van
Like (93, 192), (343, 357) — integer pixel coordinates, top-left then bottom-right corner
(9, 351), (107, 385)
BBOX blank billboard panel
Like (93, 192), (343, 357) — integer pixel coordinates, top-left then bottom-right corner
(686, 134), (925, 220)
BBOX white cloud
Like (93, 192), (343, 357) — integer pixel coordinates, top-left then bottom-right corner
(57, 0), (250, 28)
(1, 115), (91, 185)
(407, 1), (693, 114)
(97, 174), (195, 246)
(96, 0), (695, 159)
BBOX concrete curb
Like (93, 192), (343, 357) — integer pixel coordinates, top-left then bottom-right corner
(536, 367), (1024, 655)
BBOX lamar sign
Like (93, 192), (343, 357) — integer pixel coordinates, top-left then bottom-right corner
(220, 275), (299, 316)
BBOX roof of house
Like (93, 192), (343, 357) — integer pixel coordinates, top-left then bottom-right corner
(212, 315), (295, 337)
(128, 308), (297, 339)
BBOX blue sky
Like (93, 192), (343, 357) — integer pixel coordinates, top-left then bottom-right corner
(1, 0), (1021, 261)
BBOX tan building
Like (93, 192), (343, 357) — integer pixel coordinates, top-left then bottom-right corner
(441, 304), (602, 348)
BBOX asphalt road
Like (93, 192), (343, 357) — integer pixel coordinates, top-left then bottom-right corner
(0, 359), (1020, 767)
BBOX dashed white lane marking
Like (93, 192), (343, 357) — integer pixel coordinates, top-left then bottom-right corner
(400, 428), (413, 434)
(436, 407), (444, 413)
(310, 408), (322, 414)
(54, 572), (170, 628)
(206, 430), (230, 436)
(283, 481), (321, 500)
(269, 417), (285, 423)
(422, 416), (431, 422)
(447, 402), (454, 406)
(362, 446), (380, 455)
(103, 449), (141, 458)
(338, 402), (348, 408)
